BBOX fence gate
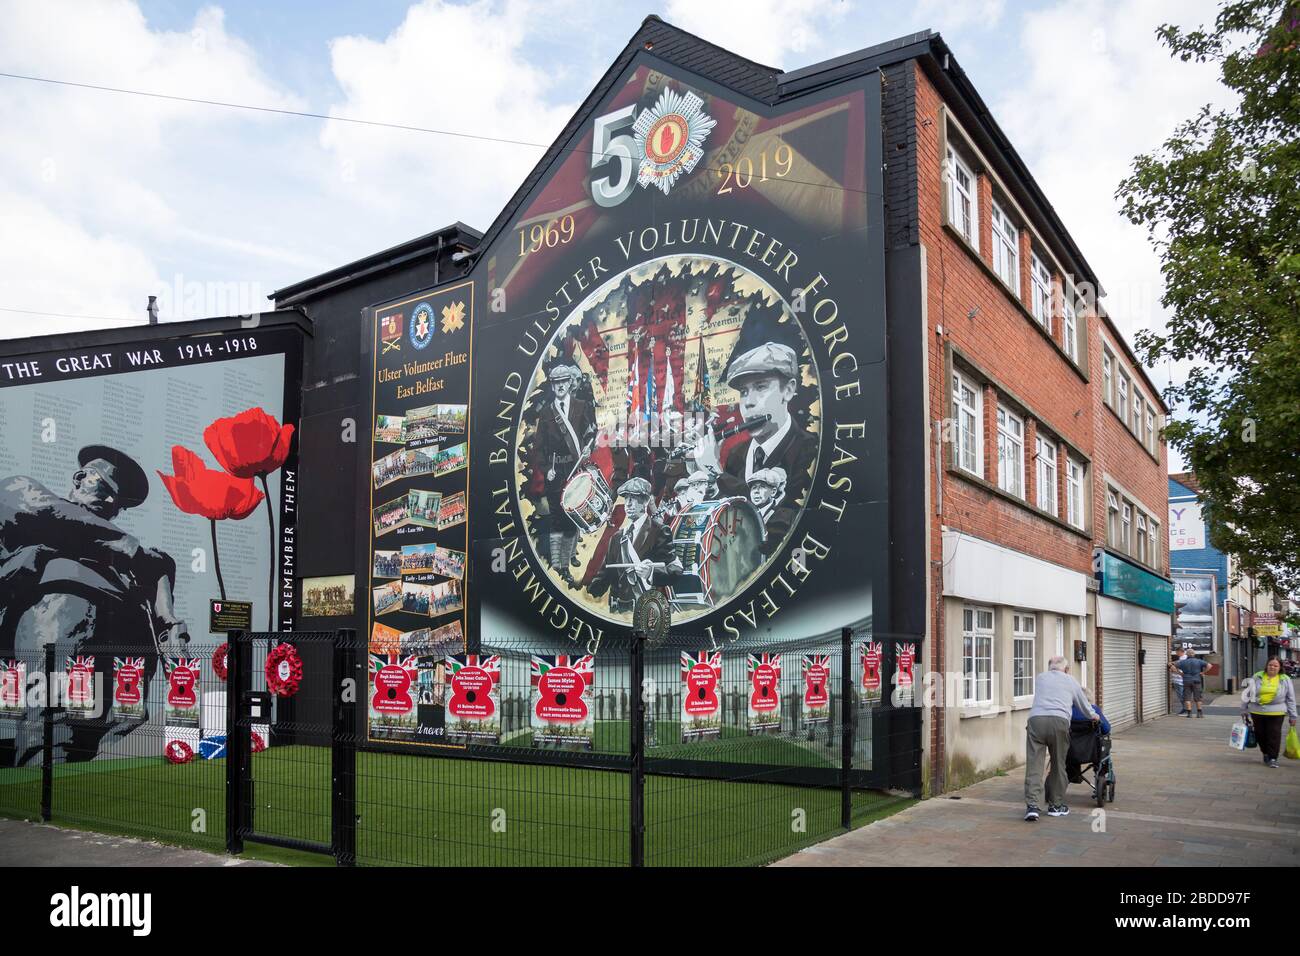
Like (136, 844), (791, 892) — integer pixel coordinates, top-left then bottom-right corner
(225, 630), (357, 865)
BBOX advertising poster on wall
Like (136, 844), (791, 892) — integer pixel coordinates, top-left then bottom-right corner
(1172, 572), (1218, 653)
(0, 321), (303, 767)
(680, 649), (722, 741)
(1168, 501), (1206, 551)
(445, 654), (501, 745)
(746, 652), (781, 734)
(801, 653), (830, 725)
(530, 654), (594, 749)
(353, 57), (885, 704)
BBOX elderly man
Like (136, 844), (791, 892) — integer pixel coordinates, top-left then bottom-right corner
(746, 466), (787, 535)
(1023, 656), (1098, 821)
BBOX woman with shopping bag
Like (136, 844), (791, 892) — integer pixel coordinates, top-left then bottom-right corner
(1240, 657), (1297, 768)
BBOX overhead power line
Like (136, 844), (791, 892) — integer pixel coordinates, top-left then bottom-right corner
(0, 70), (871, 196)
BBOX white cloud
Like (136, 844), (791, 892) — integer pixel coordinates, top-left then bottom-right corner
(318, 0), (576, 237)
(994, 0), (1231, 470)
(0, 0), (302, 334)
(662, 0), (848, 68)
(915, 0), (1005, 33)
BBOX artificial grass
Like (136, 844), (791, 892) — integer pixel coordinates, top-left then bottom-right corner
(0, 745), (911, 867)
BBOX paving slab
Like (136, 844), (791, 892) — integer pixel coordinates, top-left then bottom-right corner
(775, 695), (1300, 867)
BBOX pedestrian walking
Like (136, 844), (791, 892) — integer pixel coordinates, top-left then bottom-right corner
(1169, 652), (1184, 715)
(1024, 656), (1098, 822)
(1176, 652), (1210, 717)
(1240, 657), (1297, 768)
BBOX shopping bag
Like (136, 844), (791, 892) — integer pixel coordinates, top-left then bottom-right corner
(1229, 721), (1248, 751)
(1285, 727), (1300, 760)
(1246, 724), (1258, 749)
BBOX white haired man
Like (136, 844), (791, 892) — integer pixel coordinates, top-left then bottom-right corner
(1024, 655), (1098, 821)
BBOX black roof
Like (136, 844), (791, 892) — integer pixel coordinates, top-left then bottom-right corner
(270, 222), (482, 307)
(464, 17), (1103, 292)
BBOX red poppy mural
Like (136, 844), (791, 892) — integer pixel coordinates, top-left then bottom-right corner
(205, 407), (294, 630)
(158, 445), (263, 602)
(159, 407), (294, 628)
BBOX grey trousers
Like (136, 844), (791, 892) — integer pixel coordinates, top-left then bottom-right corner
(1024, 715), (1070, 808)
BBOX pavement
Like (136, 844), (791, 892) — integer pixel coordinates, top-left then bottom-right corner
(776, 695), (1300, 867)
(0, 819), (275, 866)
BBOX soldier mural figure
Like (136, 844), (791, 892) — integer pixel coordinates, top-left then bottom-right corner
(588, 478), (682, 614)
(692, 343), (816, 555)
(0, 445), (189, 765)
(530, 365), (596, 583)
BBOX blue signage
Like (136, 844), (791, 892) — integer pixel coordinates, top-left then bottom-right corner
(1094, 550), (1175, 613)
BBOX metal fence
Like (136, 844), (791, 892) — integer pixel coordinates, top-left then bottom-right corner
(0, 626), (922, 866)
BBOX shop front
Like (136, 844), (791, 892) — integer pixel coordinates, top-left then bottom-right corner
(1093, 549), (1175, 731)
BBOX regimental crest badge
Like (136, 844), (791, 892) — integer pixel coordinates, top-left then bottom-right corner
(634, 87), (716, 195)
(410, 302), (435, 350)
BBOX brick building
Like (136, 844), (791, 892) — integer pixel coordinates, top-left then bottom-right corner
(822, 30), (1175, 791)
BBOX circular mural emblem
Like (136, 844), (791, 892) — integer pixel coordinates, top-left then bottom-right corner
(513, 254), (822, 627)
(644, 113), (689, 166)
(409, 302), (435, 350)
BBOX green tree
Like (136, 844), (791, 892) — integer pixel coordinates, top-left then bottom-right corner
(1118, 1), (1300, 594)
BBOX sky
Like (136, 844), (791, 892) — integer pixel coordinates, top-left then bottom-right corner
(0, 0), (1233, 470)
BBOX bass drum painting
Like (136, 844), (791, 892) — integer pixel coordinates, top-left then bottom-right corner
(668, 497), (763, 610)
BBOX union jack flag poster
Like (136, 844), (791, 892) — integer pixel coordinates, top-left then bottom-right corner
(112, 656), (147, 720)
(163, 656), (201, 727)
(368, 652), (420, 738)
(801, 654), (831, 726)
(530, 655), (594, 750)
(0, 660), (25, 716)
(680, 649), (722, 742)
(860, 641), (883, 697)
(445, 654), (502, 745)
(65, 655), (96, 713)
(746, 652), (782, 734)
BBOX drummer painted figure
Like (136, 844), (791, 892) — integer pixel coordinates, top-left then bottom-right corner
(691, 342), (815, 554)
(532, 364), (596, 584)
(588, 477), (682, 615)
(657, 470), (713, 523)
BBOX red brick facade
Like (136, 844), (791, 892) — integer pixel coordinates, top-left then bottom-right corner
(909, 62), (1169, 791)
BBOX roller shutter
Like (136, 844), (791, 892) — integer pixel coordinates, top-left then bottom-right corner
(1103, 631), (1137, 730)
(1141, 635), (1168, 722)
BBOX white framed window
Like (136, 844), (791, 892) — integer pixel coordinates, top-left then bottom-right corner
(991, 201), (1019, 291)
(963, 606), (995, 705)
(1102, 350), (1114, 406)
(946, 146), (978, 250)
(1118, 374), (1129, 424)
(1055, 616), (1065, 658)
(1013, 612), (1036, 698)
(1146, 409), (1156, 451)
(1031, 253), (1052, 330)
(1066, 457), (1084, 529)
(1061, 293), (1078, 362)
(1035, 435), (1058, 516)
(951, 371), (983, 477)
(1150, 521), (1160, 564)
(1121, 501), (1133, 554)
(1132, 392), (1144, 441)
(996, 404), (1024, 498)
(1107, 490), (1120, 547)
(1137, 514), (1149, 564)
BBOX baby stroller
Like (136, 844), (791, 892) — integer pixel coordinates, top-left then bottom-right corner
(1067, 719), (1115, 807)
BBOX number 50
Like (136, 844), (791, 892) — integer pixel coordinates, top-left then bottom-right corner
(590, 105), (636, 208)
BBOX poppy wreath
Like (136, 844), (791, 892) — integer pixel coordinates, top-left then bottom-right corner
(165, 740), (194, 764)
(212, 643), (229, 681)
(251, 730), (267, 753)
(265, 643), (303, 697)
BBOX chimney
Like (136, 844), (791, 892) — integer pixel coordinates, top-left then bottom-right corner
(147, 296), (159, 325)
